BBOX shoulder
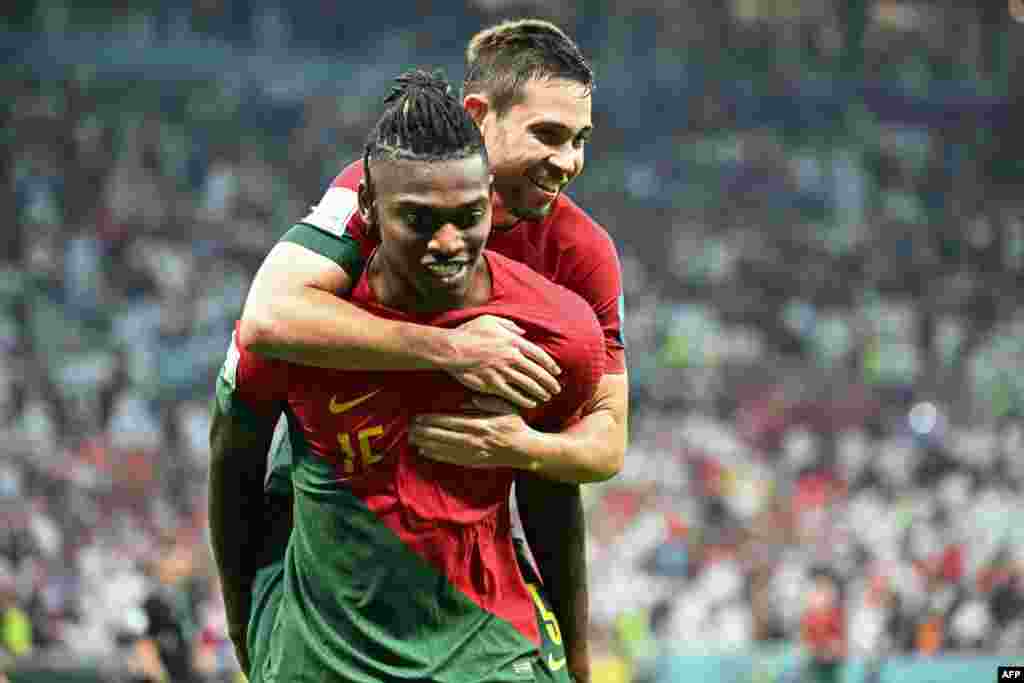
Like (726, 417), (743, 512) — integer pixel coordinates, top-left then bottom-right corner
(487, 252), (605, 427)
(487, 252), (599, 332)
(299, 159), (364, 239)
(329, 159), (366, 190)
(547, 194), (619, 261)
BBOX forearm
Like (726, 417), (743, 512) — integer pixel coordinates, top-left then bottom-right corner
(208, 450), (262, 633)
(240, 243), (454, 371)
(207, 410), (273, 635)
(516, 475), (589, 680)
(520, 408), (623, 483)
(240, 285), (456, 371)
(525, 372), (628, 483)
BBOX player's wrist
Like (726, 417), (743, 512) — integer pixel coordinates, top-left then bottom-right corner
(517, 429), (573, 476)
(397, 321), (457, 370)
(566, 643), (591, 682)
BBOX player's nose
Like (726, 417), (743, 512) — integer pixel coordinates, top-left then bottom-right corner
(428, 223), (464, 256)
(548, 144), (582, 180)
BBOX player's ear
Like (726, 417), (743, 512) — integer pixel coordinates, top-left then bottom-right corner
(463, 94), (489, 126)
(357, 180), (374, 223)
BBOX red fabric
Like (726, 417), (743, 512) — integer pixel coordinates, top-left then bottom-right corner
(939, 544), (964, 583)
(801, 606), (845, 653)
(330, 161), (627, 374)
(794, 471), (840, 512)
(233, 251), (604, 644)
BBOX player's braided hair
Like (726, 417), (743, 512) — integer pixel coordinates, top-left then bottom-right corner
(463, 18), (594, 116)
(363, 69), (487, 194)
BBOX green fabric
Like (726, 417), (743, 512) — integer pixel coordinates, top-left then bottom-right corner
(260, 435), (537, 683)
(280, 223), (366, 280)
(216, 362), (292, 496)
(247, 557), (287, 683)
(514, 540), (572, 683)
(214, 372), (265, 430)
(263, 220), (365, 498)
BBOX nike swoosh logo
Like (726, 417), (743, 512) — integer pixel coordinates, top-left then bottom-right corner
(329, 390), (380, 414)
(547, 654), (566, 671)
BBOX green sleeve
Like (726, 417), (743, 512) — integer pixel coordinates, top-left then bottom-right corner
(281, 223), (366, 280)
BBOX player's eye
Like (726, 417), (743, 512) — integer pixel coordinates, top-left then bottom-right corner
(460, 208), (486, 227)
(405, 211), (436, 234)
(534, 128), (565, 146)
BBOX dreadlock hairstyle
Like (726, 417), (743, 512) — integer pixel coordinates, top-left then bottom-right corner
(363, 69), (487, 196)
(463, 18), (594, 116)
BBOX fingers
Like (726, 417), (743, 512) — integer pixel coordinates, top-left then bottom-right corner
(230, 640), (250, 675)
(472, 314), (524, 335)
(502, 366), (559, 405)
(493, 382), (539, 410)
(411, 424), (492, 469)
(515, 336), (562, 382)
(470, 374), (538, 410)
(491, 316), (525, 335)
(469, 395), (519, 414)
(410, 420), (477, 452)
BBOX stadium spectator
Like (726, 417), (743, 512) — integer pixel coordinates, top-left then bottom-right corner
(799, 568), (846, 683)
(1, 2), (1022, 680)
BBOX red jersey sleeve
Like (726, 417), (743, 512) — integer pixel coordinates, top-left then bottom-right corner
(547, 199), (627, 375)
(222, 323), (291, 422)
(530, 288), (605, 432)
(583, 230), (627, 375)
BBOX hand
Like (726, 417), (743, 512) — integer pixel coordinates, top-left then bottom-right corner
(569, 662), (591, 683)
(228, 626), (250, 676)
(565, 628), (591, 683)
(410, 396), (537, 469)
(445, 315), (561, 409)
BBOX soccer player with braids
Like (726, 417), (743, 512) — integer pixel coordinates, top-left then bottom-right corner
(210, 70), (606, 683)
(235, 19), (628, 683)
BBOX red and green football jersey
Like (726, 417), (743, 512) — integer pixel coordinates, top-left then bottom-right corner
(268, 159), (627, 496)
(219, 251), (604, 683)
(291, 159), (626, 375)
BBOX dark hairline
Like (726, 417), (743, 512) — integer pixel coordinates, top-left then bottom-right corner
(464, 72), (593, 118)
(461, 20), (594, 117)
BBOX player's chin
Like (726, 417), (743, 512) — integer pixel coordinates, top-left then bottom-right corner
(509, 194), (555, 221)
(416, 270), (472, 304)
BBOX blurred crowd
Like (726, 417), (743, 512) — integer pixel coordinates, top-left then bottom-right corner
(2, 1), (1023, 681)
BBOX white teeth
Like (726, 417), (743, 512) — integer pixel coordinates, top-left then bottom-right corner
(426, 263), (465, 276)
(529, 178), (558, 193)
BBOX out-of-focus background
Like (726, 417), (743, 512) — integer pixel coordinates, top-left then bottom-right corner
(1, 1), (1022, 682)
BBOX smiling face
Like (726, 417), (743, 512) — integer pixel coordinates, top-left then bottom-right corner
(468, 78), (592, 227)
(360, 154), (493, 313)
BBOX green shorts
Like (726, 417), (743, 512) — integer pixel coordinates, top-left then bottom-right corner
(246, 554), (286, 683)
(514, 538), (574, 683)
(246, 535), (572, 683)
(245, 490), (290, 683)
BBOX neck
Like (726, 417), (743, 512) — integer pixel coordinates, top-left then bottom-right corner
(368, 252), (493, 314)
(491, 205), (519, 231)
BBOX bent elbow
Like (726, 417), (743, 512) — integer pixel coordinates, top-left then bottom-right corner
(237, 314), (275, 354)
(572, 448), (624, 484)
(594, 449), (625, 482)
